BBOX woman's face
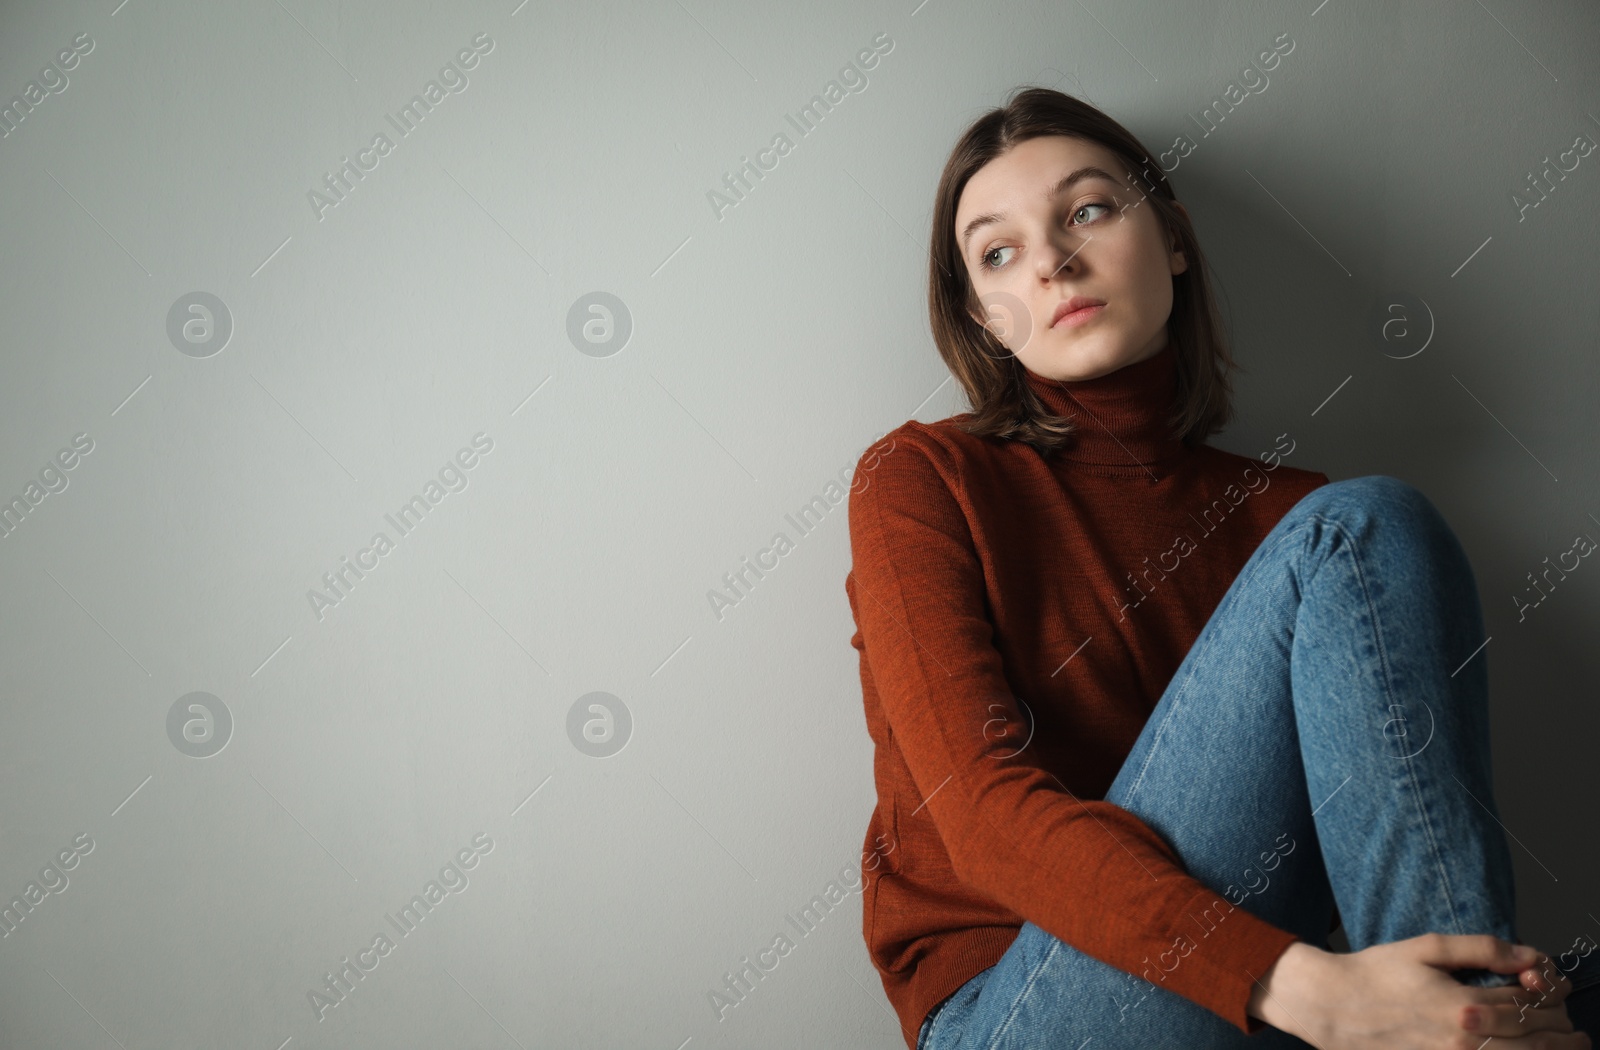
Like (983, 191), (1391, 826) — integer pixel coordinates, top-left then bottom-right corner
(954, 134), (1189, 382)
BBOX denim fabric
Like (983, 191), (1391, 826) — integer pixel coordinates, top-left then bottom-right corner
(915, 476), (1600, 1049)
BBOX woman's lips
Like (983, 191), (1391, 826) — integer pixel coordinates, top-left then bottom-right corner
(1053, 303), (1106, 328)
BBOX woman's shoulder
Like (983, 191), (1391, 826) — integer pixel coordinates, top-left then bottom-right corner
(850, 412), (1015, 491)
(1190, 439), (1332, 495)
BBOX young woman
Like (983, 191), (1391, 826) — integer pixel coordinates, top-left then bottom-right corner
(844, 87), (1597, 1050)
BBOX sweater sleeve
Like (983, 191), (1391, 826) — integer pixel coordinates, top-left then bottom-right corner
(846, 431), (1300, 1035)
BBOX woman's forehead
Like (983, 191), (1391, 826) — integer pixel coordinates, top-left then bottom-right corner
(957, 137), (1134, 227)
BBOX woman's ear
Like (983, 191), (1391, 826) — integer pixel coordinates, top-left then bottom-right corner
(1168, 202), (1190, 276)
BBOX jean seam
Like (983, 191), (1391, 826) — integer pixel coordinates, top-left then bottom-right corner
(921, 985), (961, 1050)
(1305, 509), (1467, 941)
(981, 937), (1062, 1050)
(917, 1002), (937, 1050)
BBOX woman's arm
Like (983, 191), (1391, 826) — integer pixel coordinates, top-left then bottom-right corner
(848, 427), (1298, 1036)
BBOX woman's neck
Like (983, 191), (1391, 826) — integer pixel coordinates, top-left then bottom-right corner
(1020, 342), (1188, 472)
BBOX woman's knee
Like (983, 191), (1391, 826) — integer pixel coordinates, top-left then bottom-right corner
(1293, 474), (1445, 536)
(1285, 475), (1474, 585)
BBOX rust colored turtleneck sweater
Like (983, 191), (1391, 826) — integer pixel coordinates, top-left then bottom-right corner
(845, 342), (1332, 1048)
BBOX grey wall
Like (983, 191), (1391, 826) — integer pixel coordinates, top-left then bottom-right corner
(0, 0), (1596, 1046)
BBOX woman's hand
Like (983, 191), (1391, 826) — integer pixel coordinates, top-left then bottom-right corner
(1251, 935), (1590, 1048)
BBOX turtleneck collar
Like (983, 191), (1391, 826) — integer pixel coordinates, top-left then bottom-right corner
(1020, 342), (1188, 475)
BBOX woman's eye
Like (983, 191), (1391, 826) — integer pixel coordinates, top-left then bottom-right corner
(978, 202), (1112, 270)
(1071, 201), (1111, 225)
(981, 246), (1014, 270)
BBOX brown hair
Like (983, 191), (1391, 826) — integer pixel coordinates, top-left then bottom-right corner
(928, 86), (1238, 458)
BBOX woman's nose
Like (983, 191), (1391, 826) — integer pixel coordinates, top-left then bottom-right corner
(1036, 234), (1087, 281)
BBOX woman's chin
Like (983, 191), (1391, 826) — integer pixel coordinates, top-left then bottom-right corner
(1026, 342), (1131, 382)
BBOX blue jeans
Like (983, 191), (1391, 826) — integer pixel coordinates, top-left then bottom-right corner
(917, 476), (1600, 1049)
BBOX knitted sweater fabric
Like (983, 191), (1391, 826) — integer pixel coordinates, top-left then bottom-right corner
(845, 342), (1331, 1047)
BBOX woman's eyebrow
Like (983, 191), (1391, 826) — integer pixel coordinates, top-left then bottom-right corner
(960, 165), (1125, 252)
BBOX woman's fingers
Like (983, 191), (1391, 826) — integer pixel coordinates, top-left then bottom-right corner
(1459, 986), (1577, 1037)
(1476, 972), (1569, 1010)
(1415, 932), (1540, 974)
(1454, 951), (1578, 1037)
(1523, 956), (1576, 1003)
